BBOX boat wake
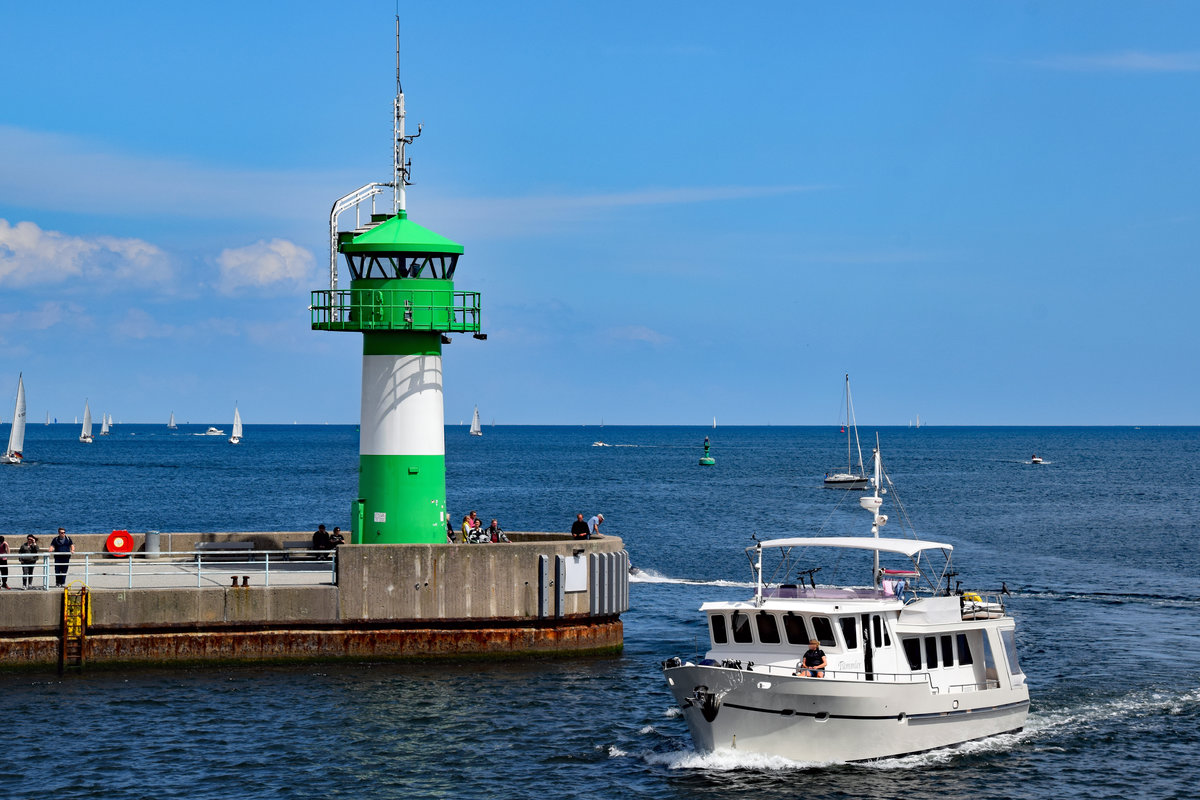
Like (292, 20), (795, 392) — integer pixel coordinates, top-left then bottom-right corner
(1021, 588), (1200, 609)
(630, 568), (754, 589)
(639, 747), (824, 771)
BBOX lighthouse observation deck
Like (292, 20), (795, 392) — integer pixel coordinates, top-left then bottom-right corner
(310, 285), (481, 333)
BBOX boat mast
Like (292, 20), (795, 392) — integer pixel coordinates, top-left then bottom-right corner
(859, 436), (887, 584)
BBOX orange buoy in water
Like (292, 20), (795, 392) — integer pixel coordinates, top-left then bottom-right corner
(106, 529), (134, 557)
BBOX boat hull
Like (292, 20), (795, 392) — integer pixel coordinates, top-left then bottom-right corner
(664, 664), (1028, 762)
(823, 473), (869, 489)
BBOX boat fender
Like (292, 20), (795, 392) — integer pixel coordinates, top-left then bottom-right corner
(963, 592), (982, 603)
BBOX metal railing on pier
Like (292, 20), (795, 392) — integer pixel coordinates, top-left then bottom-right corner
(5, 550), (337, 591)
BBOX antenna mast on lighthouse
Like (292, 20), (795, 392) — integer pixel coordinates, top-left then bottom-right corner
(392, 15), (420, 215)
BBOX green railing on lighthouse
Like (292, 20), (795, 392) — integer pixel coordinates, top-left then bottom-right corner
(310, 288), (481, 333)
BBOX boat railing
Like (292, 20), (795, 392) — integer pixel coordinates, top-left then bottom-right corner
(739, 661), (936, 688)
(961, 593), (1007, 619)
(10, 550), (338, 591)
(948, 679), (1001, 693)
(763, 585), (893, 601)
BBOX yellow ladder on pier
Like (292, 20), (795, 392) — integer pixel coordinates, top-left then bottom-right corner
(59, 584), (90, 674)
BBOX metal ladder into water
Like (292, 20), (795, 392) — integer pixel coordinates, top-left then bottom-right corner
(59, 584), (90, 674)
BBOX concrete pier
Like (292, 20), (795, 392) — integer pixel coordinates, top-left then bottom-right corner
(0, 533), (630, 670)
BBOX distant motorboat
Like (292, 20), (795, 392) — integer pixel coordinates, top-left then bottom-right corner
(229, 405), (243, 445)
(592, 441), (610, 447)
(79, 401), (94, 443)
(195, 426), (224, 436)
(2, 373), (26, 464)
(1031, 454), (1044, 465)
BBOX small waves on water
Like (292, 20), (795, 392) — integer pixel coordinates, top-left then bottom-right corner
(630, 568), (755, 589)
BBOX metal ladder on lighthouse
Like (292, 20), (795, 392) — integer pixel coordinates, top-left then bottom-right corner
(59, 584), (90, 674)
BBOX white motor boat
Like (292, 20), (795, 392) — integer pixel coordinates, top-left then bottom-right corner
(79, 401), (94, 443)
(662, 442), (1029, 763)
(824, 374), (870, 489)
(2, 373), (26, 464)
(1030, 454), (1043, 465)
(196, 427), (224, 436)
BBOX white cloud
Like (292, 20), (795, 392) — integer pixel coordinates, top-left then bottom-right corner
(0, 125), (355, 221)
(1026, 51), (1200, 72)
(0, 219), (171, 288)
(216, 239), (316, 294)
(607, 325), (672, 346)
(419, 184), (824, 239)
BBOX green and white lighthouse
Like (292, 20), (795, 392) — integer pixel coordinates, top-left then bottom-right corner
(311, 27), (482, 544)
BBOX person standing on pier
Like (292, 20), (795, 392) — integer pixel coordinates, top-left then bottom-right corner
(0, 535), (9, 589)
(571, 513), (589, 539)
(50, 528), (73, 587)
(18, 535), (38, 589)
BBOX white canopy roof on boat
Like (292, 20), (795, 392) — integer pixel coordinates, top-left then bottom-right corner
(755, 536), (953, 557)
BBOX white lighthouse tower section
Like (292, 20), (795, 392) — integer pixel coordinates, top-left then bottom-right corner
(359, 353), (446, 457)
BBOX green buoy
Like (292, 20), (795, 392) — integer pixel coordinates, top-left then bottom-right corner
(699, 436), (715, 466)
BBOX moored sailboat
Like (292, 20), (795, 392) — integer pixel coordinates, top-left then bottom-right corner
(2, 374), (26, 464)
(824, 374), (869, 489)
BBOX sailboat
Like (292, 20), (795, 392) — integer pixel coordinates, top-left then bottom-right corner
(2, 374), (26, 464)
(100, 413), (111, 436)
(167, 411), (177, 429)
(824, 373), (869, 489)
(469, 405), (482, 436)
(229, 405), (243, 444)
(79, 401), (94, 443)
(45, 410), (50, 426)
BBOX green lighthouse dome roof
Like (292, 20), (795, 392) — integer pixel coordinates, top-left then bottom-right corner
(340, 210), (464, 255)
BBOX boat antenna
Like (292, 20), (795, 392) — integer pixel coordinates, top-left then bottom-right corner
(392, 13), (422, 215)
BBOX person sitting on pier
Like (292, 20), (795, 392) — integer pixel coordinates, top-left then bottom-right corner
(798, 639), (827, 678)
(312, 524), (333, 551)
(571, 513), (589, 539)
(329, 527), (345, 547)
(486, 519), (509, 543)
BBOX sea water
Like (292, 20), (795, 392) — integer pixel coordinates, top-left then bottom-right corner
(2, 424), (1199, 799)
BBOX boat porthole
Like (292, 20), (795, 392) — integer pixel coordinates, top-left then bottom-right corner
(667, 678), (675, 686)
(757, 681), (772, 690)
(897, 713), (906, 723)
(953, 700), (959, 709)
(781, 709), (796, 716)
(815, 712), (830, 722)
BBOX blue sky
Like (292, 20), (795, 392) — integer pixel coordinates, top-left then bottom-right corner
(2, 1), (1197, 425)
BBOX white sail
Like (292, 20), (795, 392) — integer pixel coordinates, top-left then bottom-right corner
(80, 401), (93, 442)
(3, 374), (26, 463)
(100, 413), (110, 435)
(45, 410), (50, 426)
(229, 405), (243, 444)
(469, 405), (482, 436)
(168, 411), (177, 429)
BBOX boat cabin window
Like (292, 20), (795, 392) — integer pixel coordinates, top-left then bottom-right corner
(839, 617), (858, 650)
(1001, 629), (1024, 676)
(783, 613), (809, 645)
(872, 615), (891, 648)
(756, 612), (781, 645)
(925, 637), (939, 668)
(956, 633), (973, 665)
(941, 635), (955, 666)
(710, 614), (728, 645)
(903, 638), (922, 671)
(811, 616), (836, 648)
(730, 611), (753, 644)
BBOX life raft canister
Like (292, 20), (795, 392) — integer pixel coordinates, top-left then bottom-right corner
(106, 529), (134, 557)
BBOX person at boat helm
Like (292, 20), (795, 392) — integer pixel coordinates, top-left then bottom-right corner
(798, 639), (827, 678)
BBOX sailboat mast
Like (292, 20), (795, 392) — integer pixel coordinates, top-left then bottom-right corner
(846, 375), (866, 477)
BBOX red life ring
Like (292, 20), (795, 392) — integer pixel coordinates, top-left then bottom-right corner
(106, 529), (134, 557)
